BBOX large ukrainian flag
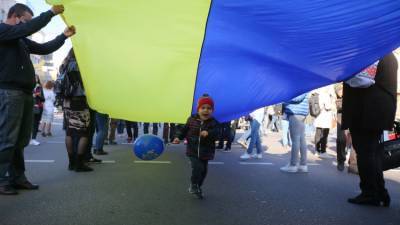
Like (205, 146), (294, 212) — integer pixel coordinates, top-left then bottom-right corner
(47, 0), (400, 123)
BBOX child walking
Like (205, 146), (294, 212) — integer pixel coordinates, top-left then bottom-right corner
(173, 95), (219, 199)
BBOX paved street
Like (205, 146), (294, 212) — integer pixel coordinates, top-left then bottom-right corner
(0, 119), (399, 225)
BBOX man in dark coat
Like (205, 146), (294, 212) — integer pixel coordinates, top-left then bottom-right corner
(0, 3), (75, 195)
(342, 53), (397, 207)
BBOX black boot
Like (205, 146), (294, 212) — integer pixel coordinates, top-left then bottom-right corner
(75, 154), (93, 172)
(380, 190), (391, 207)
(68, 153), (75, 171)
(348, 194), (380, 206)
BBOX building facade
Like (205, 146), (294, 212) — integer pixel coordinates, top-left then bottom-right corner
(0, 0), (16, 23)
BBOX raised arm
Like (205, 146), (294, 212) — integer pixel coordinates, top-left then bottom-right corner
(24, 34), (67, 55)
(0, 11), (55, 42)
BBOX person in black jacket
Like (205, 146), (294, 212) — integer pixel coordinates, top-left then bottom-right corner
(0, 3), (75, 195)
(342, 53), (397, 207)
(173, 95), (219, 199)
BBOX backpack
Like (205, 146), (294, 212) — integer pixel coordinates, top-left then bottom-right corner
(309, 93), (321, 117)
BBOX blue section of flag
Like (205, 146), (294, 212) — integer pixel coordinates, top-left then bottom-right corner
(194, 0), (400, 121)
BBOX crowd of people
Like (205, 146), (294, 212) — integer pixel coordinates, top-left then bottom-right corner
(0, 3), (398, 207)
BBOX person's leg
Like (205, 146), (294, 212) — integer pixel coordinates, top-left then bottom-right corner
(85, 109), (97, 161)
(350, 129), (382, 198)
(95, 113), (108, 153)
(297, 116), (307, 166)
(75, 136), (92, 172)
(321, 128), (330, 153)
(315, 127), (322, 153)
(31, 113), (41, 140)
(0, 90), (28, 191)
(337, 126), (347, 167)
(11, 93), (34, 185)
(199, 160), (208, 187)
(163, 123), (169, 143)
(108, 119), (117, 143)
(125, 121), (133, 139)
(217, 124), (224, 149)
(289, 115), (300, 166)
(281, 119), (290, 147)
(169, 124), (176, 142)
(133, 122), (139, 140)
(152, 123), (158, 136)
(247, 120), (260, 154)
(189, 157), (202, 187)
(143, 123), (149, 134)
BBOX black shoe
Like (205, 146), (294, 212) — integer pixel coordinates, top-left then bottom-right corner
(13, 181), (39, 190)
(75, 164), (94, 172)
(0, 185), (18, 195)
(109, 141), (117, 145)
(216, 146), (223, 150)
(68, 163), (75, 171)
(348, 194), (380, 206)
(88, 157), (102, 163)
(337, 163), (345, 172)
(94, 150), (108, 155)
(380, 191), (391, 207)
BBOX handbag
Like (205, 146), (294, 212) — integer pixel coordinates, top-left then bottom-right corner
(382, 121), (400, 171)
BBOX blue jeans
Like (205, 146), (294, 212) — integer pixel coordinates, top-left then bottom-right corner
(247, 120), (262, 154)
(95, 113), (109, 151)
(0, 89), (33, 186)
(288, 115), (307, 166)
(281, 119), (292, 147)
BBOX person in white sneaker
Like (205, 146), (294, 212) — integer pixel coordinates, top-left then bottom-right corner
(240, 108), (265, 160)
(280, 93), (309, 173)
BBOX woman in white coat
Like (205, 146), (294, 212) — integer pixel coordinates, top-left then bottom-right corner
(314, 86), (335, 158)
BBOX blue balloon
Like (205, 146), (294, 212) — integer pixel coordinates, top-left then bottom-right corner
(133, 135), (165, 160)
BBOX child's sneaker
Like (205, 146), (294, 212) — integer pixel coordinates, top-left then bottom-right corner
(255, 153), (262, 159)
(188, 184), (199, 194)
(240, 152), (251, 160)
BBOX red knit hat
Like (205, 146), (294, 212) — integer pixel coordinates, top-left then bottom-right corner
(197, 95), (214, 111)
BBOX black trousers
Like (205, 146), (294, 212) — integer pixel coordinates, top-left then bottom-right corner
(126, 121), (139, 140)
(336, 123), (347, 164)
(85, 109), (96, 160)
(162, 123), (176, 143)
(315, 128), (329, 153)
(217, 122), (231, 148)
(350, 129), (386, 197)
(32, 110), (42, 139)
(189, 156), (208, 187)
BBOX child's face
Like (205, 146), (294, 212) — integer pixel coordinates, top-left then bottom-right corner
(198, 104), (213, 120)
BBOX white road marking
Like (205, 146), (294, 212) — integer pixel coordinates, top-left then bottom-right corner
(134, 161), (171, 164)
(209, 162), (225, 165)
(307, 163), (320, 166)
(101, 160), (116, 163)
(25, 160), (55, 163)
(239, 162), (274, 165)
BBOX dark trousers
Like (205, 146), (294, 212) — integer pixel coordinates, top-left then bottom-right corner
(217, 122), (232, 148)
(350, 129), (386, 197)
(126, 121), (139, 140)
(85, 109), (96, 160)
(336, 123), (347, 164)
(0, 90), (33, 186)
(143, 123), (149, 134)
(32, 110), (42, 139)
(315, 127), (329, 153)
(143, 123), (158, 135)
(189, 156), (208, 187)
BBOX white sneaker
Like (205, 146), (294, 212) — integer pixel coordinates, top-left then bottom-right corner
(280, 164), (298, 173)
(251, 153), (257, 158)
(29, 139), (40, 146)
(255, 154), (263, 159)
(240, 153), (251, 160)
(297, 165), (308, 173)
(319, 153), (333, 159)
